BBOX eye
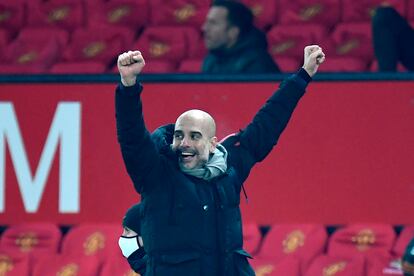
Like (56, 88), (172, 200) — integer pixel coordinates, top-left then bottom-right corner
(174, 133), (183, 140)
(191, 133), (201, 140)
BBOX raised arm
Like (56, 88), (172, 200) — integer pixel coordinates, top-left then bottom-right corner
(115, 51), (160, 194)
(237, 45), (325, 165)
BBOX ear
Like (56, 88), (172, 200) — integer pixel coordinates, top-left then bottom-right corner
(228, 26), (240, 41)
(209, 136), (218, 153)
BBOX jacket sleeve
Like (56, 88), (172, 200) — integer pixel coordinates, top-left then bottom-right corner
(237, 68), (312, 168)
(115, 82), (160, 194)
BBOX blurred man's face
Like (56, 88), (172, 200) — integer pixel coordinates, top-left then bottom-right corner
(202, 7), (232, 50)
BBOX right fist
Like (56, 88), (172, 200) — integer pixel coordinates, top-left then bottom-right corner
(117, 51), (145, 87)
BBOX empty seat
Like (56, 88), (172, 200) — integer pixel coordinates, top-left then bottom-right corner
(267, 24), (328, 58)
(0, 0), (26, 36)
(342, 0), (406, 22)
(278, 0), (340, 29)
(256, 224), (327, 273)
(18, 27), (70, 49)
(305, 254), (365, 276)
(327, 22), (373, 61)
(62, 25), (134, 65)
(134, 26), (201, 64)
(241, 0), (278, 29)
(250, 255), (301, 276)
(328, 224), (396, 259)
(32, 254), (100, 276)
(0, 223), (61, 255)
(150, 0), (210, 28)
(61, 223), (121, 261)
(0, 29), (62, 73)
(0, 249), (30, 276)
(87, 0), (148, 32)
(27, 0), (85, 31)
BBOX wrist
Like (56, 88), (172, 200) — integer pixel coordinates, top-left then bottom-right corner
(121, 77), (137, 87)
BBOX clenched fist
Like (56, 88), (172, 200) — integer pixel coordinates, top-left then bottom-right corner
(302, 45), (325, 77)
(117, 51), (145, 87)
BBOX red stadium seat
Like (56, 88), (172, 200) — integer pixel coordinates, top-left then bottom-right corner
(241, 0), (278, 29)
(86, 0), (148, 32)
(178, 58), (203, 73)
(61, 223), (122, 261)
(50, 61), (108, 74)
(250, 255), (301, 276)
(62, 25), (134, 65)
(150, 0), (210, 28)
(392, 225), (414, 258)
(0, 249), (30, 276)
(27, 0), (85, 31)
(318, 57), (369, 72)
(0, 223), (61, 255)
(135, 26), (201, 64)
(0, 0), (26, 36)
(275, 57), (301, 73)
(327, 224), (396, 259)
(33, 254), (100, 276)
(18, 27), (70, 49)
(304, 254), (365, 276)
(278, 0), (340, 29)
(256, 224), (327, 273)
(0, 28), (62, 73)
(342, 0), (406, 22)
(327, 23), (374, 61)
(267, 24), (328, 58)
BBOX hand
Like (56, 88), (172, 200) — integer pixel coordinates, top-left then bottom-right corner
(117, 50), (145, 86)
(302, 45), (325, 77)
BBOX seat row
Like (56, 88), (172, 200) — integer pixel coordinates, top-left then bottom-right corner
(0, 22), (403, 74)
(0, 223), (413, 275)
(1, 0), (412, 33)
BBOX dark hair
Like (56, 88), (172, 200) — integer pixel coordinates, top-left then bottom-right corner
(212, 0), (254, 36)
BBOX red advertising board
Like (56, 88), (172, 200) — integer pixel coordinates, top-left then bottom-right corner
(0, 81), (413, 225)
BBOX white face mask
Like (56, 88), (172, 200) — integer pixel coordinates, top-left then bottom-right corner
(118, 235), (140, 258)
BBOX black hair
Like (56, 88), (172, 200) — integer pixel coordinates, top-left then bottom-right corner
(212, 0), (254, 36)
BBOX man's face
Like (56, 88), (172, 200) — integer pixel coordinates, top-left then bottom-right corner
(172, 114), (216, 170)
(202, 6), (232, 50)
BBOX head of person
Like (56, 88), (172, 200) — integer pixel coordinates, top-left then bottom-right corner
(119, 203), (144, 258)
(172, 109), (217, 170)
(202, 0), (254, 50)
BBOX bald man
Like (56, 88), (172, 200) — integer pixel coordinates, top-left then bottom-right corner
(115, 45), (325, 276)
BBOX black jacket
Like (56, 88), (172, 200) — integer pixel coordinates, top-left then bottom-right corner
(202, 27), (280, 74)
(115, 69), (311, 276)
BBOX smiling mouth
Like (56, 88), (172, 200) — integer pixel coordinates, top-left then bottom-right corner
(180, 152), (196, 162)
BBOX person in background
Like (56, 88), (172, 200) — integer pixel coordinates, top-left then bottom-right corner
(402, 238), (414, 276)
(372, 6), (414, 71)
(202, 0), (280, 74)
(118, 203), (146, 275)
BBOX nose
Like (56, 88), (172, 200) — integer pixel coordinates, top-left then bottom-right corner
(180, 136), (190, 147)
